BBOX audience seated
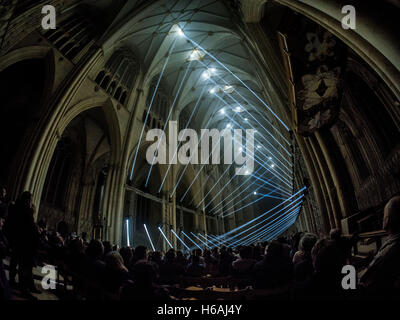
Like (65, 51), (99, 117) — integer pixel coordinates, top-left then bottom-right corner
(186, 255), (205, 277)
(159, 249), (185, 285)
(293, 233), (317, 282)
(1, 189), (400, 301)
(252, 241), (293, 290)
(359, 196), (400, 297)
(231, 246), (257, 279)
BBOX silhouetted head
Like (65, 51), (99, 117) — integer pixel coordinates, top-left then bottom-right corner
(134, 245), (148, 261)
(299, 233), (318, 255)
(86, 239), (104, 260)
(165, 249), (175, 262)
(19, 191), (32, 207)
(329, 228), (342, 241)
(132, 262), (157, 286)
(312, 239), (343, 276)
(265, 240), (283, 258)
(383, 196), (400, 234)
(119, 246), (133, 266)
(105, 251), (128, 272)
(239, 246), (253, 259)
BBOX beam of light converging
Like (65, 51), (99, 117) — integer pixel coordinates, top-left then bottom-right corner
(145, 60), (194, 187)
(265, 212), (299, 241)
(197, 233), (218, 248)
(144, 224), (155, 251)
(171, 229), (191, 251)
(170, 108), (219, 198)
(194, 123), (292, 210)
(239, 205), (301, 246)
(207, 166), (267, 214)
(181, 34), (290, 131)
(130, 38), (177, 181)
(181, 231), (202, 250)
(206, 233), (227, 247)
(214, 109), (293, 188)
(211, 175), (290, 217)
(158, 227), (174, 249)
(222, 196), (303, 246)
(221, 109), (293, 177)
(254, 181), (291, 197)
(230, 202), (302, 247)
(253, 209), (300, 244)
(126, 219), (130, 247)
(190, 232), (209, 248)
(194, 58), (291, 147)
(220, 187), (284, 218)
(158, 82), (209, 193)
(194, 140), (292, 212)
(214, 187), (306, 241)
(213, 93), (293, 171)
(222, 199), (303, 247)
(179, 127), (233, 203)
(198, 63), (292, 157)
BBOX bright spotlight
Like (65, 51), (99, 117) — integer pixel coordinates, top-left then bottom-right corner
(245, 170), (250, 175)
(202, 71), (210, 79)
(177, 28), (185, 36)
(210, 88), (216, 94)
(257, 145), (262, 149)
(220, 108), (225, 114)
(210, 68), (216, 73)
(244, 118), (248, 121)
(271, 164), (275, 168)
(253, 191), (257, 195)
(235, 106), (241, 112)
(226, 123), (232, 128)
(268, 156), (272, 160)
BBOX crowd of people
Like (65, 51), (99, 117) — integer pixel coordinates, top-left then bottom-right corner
(0, 186), (400, 300)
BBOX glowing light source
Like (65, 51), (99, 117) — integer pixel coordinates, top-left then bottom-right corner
(210, 88), (216, 94)
(226, 123), (232, 128)
(253, 191), (257, 195)
(177, 28), (185, 36)
(223, 85), (234, 94)
(202, 71), (210, 79)
(268, 156), (272, 160)
(210, 68), (216, 73)
(144, 224), (155, 251)
(220, 108), (225, 114)
(235, 106), (242, 112)
(158, 227), (173, 248)
(257, 145), (262, 149)
(189, 49), (205, 61)
(171, 229), (190, 251)
(271, 164), (275, 168)
(244, 118), (248, 121)
(126, 220), (130, 247)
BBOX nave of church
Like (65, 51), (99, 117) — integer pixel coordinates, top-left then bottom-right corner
(0, 0), (399, 301)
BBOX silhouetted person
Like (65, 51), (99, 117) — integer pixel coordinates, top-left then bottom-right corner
(253, 241), (293, 289)
(231, 246), (257, 279)
(121, 261), (170, 300)
(360, 196), (400, 296)
(159, 249), (185, 285)
(6, 191), (40, 299)
(293, 233), (317, 282)
(186, 255), (205, 277)
(294, 239), (345, 300)
(0, 207), (11, 300)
